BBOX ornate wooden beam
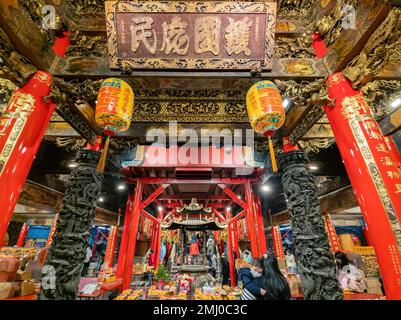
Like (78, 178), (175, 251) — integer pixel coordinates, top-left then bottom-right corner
(271, 185), (359, 226)
(0, 1), (57, 70)
(324, 1), (391, 73)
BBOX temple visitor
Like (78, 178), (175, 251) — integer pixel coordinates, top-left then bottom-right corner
(261, 253), (291, 300)
(160, 241), (167, 263)
(147, 249), (155, 267)
(243, 250), (252, 264)
(189, 240), (200, 265)
(285, 250), (298, 274)
(81, 244), (93, 277)
(209, 252), (217, 278)
(239, 258), (266, 300)
(220, 252), (230, 286)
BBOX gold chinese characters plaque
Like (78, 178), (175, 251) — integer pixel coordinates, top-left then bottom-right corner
(105, 1), (276, 70)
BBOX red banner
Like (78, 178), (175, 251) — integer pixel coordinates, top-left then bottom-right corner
(46, 214), (58, 248)
(323, 214), (341, 253)
(104, 226), (118, 268)
(272, 226), (285, 258)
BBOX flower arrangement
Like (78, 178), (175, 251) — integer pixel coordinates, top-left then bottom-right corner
(153, 264), (170, 289)
(174, 273), (195, 293)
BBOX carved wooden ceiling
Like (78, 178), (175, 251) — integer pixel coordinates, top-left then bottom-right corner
(1, 0), (401, 220)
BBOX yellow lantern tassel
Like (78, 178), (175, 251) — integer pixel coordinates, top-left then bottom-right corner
(268, 137), (278, 173)
(96, 136), (110, 173)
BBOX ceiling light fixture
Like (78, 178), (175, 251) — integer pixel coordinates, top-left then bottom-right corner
(227, 207), (231, 211)
(261, 185), (271, 192)
(158, 206), (163, 212)
(98, 197), (104, 203)
(309, 164), (318, 171)
(117, 183), (126, 191)
(68, 163), (78, 168)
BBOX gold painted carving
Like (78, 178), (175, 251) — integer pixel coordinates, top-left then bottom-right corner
(105, 1), (276, 70)
(160, 17), (190, 55)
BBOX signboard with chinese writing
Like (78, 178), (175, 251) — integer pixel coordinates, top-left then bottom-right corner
(105, 1), (276, 70)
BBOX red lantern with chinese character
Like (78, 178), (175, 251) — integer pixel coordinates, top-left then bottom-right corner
(95, 78), (134, 172)
(246, 81), (285, 172)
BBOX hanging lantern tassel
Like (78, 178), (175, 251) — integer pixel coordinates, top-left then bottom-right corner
(268, 137), (278, 173)
(96, 136), (110, 173)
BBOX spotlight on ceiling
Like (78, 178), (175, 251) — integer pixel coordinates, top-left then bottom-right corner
(227, 207), (231, 212)
(117, 183), (126, 191)
(158, 206), (163, 212)
(98, 196), (104, 203)
(391, 98), (401, 109)
(68, 162), (78, 168)
(308, 164), (319, 171)
(261, 185), (271, 192)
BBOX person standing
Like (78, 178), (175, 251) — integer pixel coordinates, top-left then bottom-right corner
(189, 240), (200, 265)
(285, 250), (297, 274)
(160, 241), (167, 263)
(220, 253), (230, 286)
(81, 244), (92, 277)
(209, 252), (217, 278)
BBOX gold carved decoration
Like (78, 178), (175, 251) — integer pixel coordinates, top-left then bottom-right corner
(299, 139), (334, 155)
(66, 31), (108, 57)
(342, 8), (401, 88)
(105, 1), (276, 70)
(0, 27), (37, 86)
(133, 89), (248, 123)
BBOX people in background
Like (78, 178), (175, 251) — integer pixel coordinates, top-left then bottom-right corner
(335, 251), (366, 293)
(239, 258), (266, 300)
(220, 252), (230, 286)
(81, 244), (93, 277)
(189, 240), (200, 265)
(148, 249), (155, 267)
(285, 250), (298, 274)
(262, 253), (291, 300)
(243, 250), (252, 264)
(209, 252), (217, 278)
(160, 240), (167, 263)
(164, 241), (172, 266)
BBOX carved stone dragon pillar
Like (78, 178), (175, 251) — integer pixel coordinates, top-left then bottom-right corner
(40, 149), (102, 300)
(279, 150), (342, 300)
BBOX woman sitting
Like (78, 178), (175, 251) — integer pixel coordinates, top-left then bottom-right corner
(239, 254), (291, 300)
(239, 258), (266, 300)
(262, 253), (291, 300)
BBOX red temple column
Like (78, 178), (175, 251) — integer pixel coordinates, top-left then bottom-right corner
(122, 180), (143, 290)
(384, 135), (401, 168)
(16, 223), (29, 247)
(116, 193), (133, 278)
(154, 211), (163, 269)
(244, 181), (261, 258)
(0, 72), (55, 247)
(325, 73), (401, 300)
(226, 211), (236, 287)
(255, 194), (268, 255)
(232, 220), (239, 257)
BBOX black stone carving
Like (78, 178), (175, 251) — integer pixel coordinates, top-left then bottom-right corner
(279, 150), (343, 300)
(39, 149), (102, 300)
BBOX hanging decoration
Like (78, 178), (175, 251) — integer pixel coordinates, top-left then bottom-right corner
(95, 78), (134, 172)
(246, 81), (286, 172)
